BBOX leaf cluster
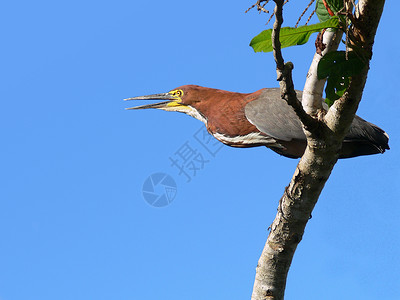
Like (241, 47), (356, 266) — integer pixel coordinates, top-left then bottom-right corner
(317, 51), (366, 106)
(250, 0), (366, 106)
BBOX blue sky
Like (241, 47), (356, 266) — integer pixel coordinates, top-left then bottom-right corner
(1, 1), (399, 299)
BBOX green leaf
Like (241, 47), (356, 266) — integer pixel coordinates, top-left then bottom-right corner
(325, 0), (345, 14)
(250, 17), (340, 53)
(315, 0), (331, 22)
(317, 51), (366, 80)
(316, 0), (345, 22)
(325, 75), (349, 106)
(318, 51), (367, 106)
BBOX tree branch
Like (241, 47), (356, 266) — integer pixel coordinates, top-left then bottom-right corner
(302, 30), (343, 116)
(252, 1), (385, 299)
(271, 0), (284, 70)
(271, 0), (319, 133)
(325, 0), (386, 136)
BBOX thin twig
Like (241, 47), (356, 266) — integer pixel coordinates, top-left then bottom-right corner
(272, 0), (318, 130)
(295, 0), (316, 28)
(245, 0), (270, 14)
(245, 4), (257, 13)
(266, 11), (275, 25)
(260, 0), (268, 13)
(305, 9), (316, 25)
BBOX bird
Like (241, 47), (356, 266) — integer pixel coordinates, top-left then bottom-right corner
(125, 85), (389, 159)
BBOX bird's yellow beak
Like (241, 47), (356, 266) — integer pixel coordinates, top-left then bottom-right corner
(124, 92), (184, 110)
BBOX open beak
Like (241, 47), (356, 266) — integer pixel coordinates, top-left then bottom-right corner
(124, 93), (178, 110)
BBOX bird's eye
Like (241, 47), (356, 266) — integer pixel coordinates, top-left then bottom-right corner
(169, 89), (184, 98)
(173, 90), (183, 97)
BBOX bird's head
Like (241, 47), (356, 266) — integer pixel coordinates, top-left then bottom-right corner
(125, 85), (208, 122)
(125, 85), (203, 112)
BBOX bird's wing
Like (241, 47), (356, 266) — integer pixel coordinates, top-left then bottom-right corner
(245, 88), (306, 141)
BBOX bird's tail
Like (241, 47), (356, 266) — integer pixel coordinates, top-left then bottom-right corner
(340, 116), (389, 158)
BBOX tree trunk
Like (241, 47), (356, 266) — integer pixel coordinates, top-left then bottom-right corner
(251, 1), (386, 299)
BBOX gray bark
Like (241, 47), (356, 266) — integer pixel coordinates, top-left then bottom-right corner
(251, 1), (386, 299)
